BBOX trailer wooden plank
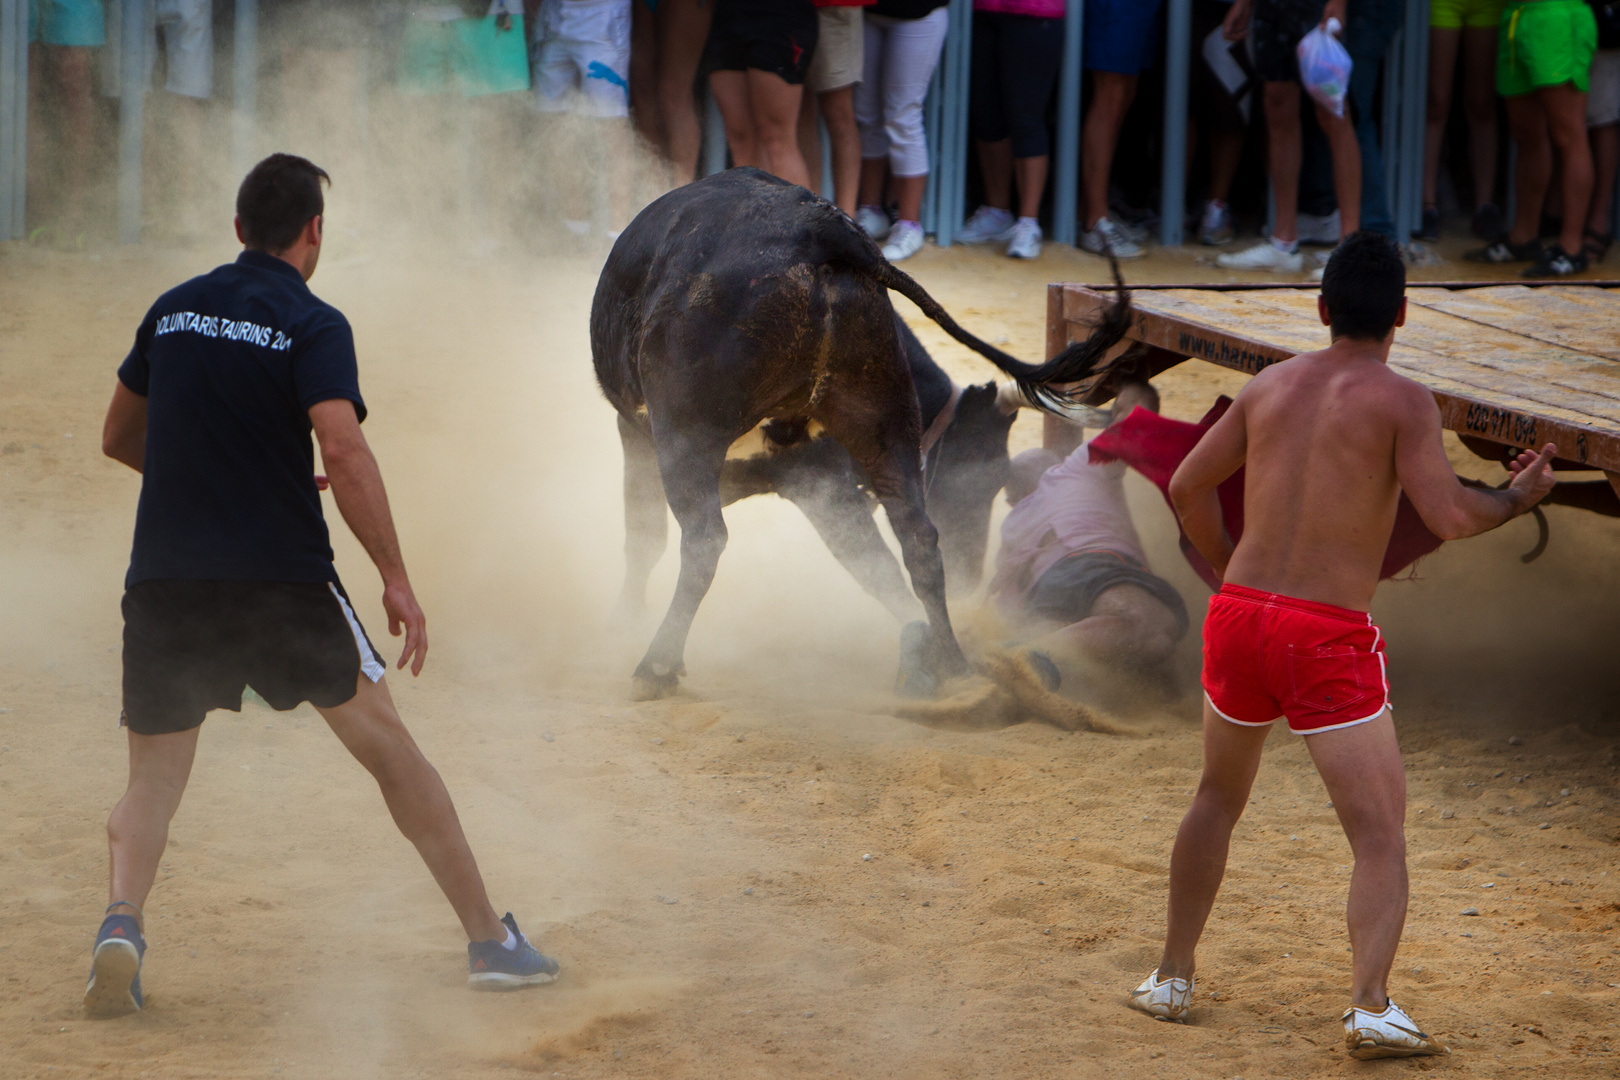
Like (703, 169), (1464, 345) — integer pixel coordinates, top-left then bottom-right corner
(1051, 283), (1620, 472)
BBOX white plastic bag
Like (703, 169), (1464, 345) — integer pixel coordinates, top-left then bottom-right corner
(1296, 17), (1353, 118)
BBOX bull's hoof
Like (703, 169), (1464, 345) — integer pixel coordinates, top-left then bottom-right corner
(895, 620), (938, 699)
(631, 675), (678, 701)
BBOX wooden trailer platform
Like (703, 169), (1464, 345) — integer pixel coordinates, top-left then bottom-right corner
(1048, 282), (1620, 497)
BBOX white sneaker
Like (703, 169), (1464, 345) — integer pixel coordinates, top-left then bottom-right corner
(1006, 217), (1042, 259)
(957, 205), (1017, 245)
(857, 204), (891, 240)
(1080, 216), (1144, 259)
(1342, 1000), (1449, 1059)
(1198, 200), (1234, 246)
(1127, 969), (1193, 1022)
(1299, 208), (1341, 244)
(882, 220), (924, 261)
(1217, 238), (1304, 272)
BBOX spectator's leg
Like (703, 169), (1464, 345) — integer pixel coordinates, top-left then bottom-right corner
(796, 91), (824, 195)
(709, 70), (761, 169)
(1542, 83), (1594, 256)
(1320, 99), (1364, 238)
(1081, 72), (1139, 230)
(1209, 128), (1243, 205)
(1424, 29), (1462, 212)
(859, 158), (888, 208)
(1505, 92), (1553, 246)
(630, 0), (664, 154)
(657, 0), (717, 184)
(1587, 123), (1618, 238)
(976, 140), (1014, 211)
(1001, 14), (1063, 222)
(820, 86), (861, 215)
(969, 12), (1013, 211)
(855, 17), (888, 209)
(878, 7), (947, 225)
(1013, 155), (1048, 221)
(1264, 81), (1305, 243)
(745, 68), (812, 189)
(1461, 27), (1502, 210)
(52, 46), (97, 228)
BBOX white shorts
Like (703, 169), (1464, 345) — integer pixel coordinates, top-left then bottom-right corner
(808, 6), (864, 93)
(101, 0), (212, 100)
(532, 0), (631, 118)
(1588, 48), (1620, 127)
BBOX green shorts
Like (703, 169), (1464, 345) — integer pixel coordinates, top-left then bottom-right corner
(28, 0), (106, 47)
(1433, 0), (1505, 30)
(1498, 0), (1597, 97)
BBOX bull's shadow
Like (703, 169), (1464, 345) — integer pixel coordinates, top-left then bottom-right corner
(592, 168), (1129, 701)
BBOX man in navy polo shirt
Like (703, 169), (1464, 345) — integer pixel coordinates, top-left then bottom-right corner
(87, 154), (558, 1018)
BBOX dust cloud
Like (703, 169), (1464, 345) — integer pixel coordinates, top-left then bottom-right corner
(3, 30), (1619, 1076)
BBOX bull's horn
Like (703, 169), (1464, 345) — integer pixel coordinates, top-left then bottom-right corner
(994, 379), (1025, 415)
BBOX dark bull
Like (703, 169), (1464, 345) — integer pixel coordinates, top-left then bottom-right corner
(591, 168), (1130, 701)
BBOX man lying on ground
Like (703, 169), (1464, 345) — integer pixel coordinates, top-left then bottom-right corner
(89, 154), (559, 1018)
(988, 379), (1189, 690)
(1129, 231), (1556, 1058)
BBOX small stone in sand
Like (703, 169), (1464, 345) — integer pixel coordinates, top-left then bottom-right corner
(862, 853), (872, 862)
(744, 887), (754, 895)
(1562, 789), (1571, 796)
(541, 731), (555, 743)
(1508, 736), (1523, 746)
(1482, 882), (1495, 888)
(651, 737), (663, 745)
(802, 1011), (815, 1019)
(655, 895), (678, 904)
(1462, 907), (1480, 916)
(1539, 822), (1551, 830)
(1442, 810), (1455, 819)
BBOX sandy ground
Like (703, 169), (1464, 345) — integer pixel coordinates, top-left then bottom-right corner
(2, 229), (1618, 1080)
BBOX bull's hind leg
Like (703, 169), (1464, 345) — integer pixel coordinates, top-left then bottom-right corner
(615, 414), (669, 621)
(632, 431), (731, 701)
(817, 401), (970, 692)
(776, 460), (921, 623)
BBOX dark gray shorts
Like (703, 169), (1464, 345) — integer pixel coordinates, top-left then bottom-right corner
(1024, 551), (1190, 639)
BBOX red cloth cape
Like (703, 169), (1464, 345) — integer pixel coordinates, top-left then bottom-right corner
(1087, 399), (1443, 590)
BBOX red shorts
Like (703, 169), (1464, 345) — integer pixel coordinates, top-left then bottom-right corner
(1202, 583), (1390, 735)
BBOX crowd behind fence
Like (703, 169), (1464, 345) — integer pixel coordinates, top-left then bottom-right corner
(2, 0), (1619, 277)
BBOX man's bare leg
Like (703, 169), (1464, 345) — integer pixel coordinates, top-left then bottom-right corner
(1316, 101), (1362, 236)
(1156, 703), (1270, 982)
(1263, 81), (1305, 243)
(317, 675), (505, 943)
(1030, 584), (1182, 673)
(1304, 709), (1408, 1009)
(106, 727), (202, 926)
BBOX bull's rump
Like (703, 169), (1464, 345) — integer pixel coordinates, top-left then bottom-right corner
(589, 169), (904, 428)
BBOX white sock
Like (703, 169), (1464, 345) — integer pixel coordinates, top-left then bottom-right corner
(1018, 216), (1040, 228)
(1270, 236), (1299, 254)
(501, 925), (519, 951)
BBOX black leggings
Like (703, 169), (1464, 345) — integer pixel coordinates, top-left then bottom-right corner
(968, 11), (1065, 159)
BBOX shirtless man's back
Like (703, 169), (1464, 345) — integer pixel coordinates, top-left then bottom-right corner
(1125, 233), (1556, 1058)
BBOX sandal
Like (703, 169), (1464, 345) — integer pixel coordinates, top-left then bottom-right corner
(1582, 227), (1612, 266)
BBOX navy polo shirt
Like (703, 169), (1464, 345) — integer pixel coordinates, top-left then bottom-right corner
(117, 250), (366, 588)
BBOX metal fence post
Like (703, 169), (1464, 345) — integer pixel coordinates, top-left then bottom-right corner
(1051, 0), (1083, 246)
(1382, 26), (1401, 222)
(701, 88), (727, 177)
(935, 0), (972, 246)
(1158, 0), (1192, 247)
(0, 0), (25, 239)
(117, 0), (147, 245)
(922, 60), (942, 233)
(1398, 0), (1429, 241)
(233, 0), (257, 179)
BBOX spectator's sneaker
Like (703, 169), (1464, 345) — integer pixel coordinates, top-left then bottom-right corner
(1523, 243), (1588, 277)
(84, 909), (145, 1018)
(1471, 201), (1503, 239)
(1127, 968), (1193, 1022)
(1416, 205), (1440, 242)
(1007, 217), (1043, 259)
(1465, 236), (1540, 263)
(1198, 200), (1234, 246)
(468, 913), (560, 989)
(957, 205), (1017, 245)
(1342, 999), (1448, 1059)
(882, 220), (925, 261)
(1217, 239), (1303, 272)
(1298, 209), (1341, 244)
(1080, 216), (1143, 259)
(857, 204), (891, 241)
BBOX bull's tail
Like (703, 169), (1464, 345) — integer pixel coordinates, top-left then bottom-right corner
(827, 214), (1132, 411)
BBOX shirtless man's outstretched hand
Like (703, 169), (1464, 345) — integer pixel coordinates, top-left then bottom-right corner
(1134, 233), (1555, 1060)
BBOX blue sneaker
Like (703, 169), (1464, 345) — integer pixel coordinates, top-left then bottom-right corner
(84, 906), (145, 1017)
(467, 913), (559, 989)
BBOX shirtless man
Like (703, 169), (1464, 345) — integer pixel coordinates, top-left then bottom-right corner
(1126, 232), (1557, 1058)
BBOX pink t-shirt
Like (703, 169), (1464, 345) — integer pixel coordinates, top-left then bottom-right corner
(991, 437), (1148, 607)
(973, 0), (1065, 18)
